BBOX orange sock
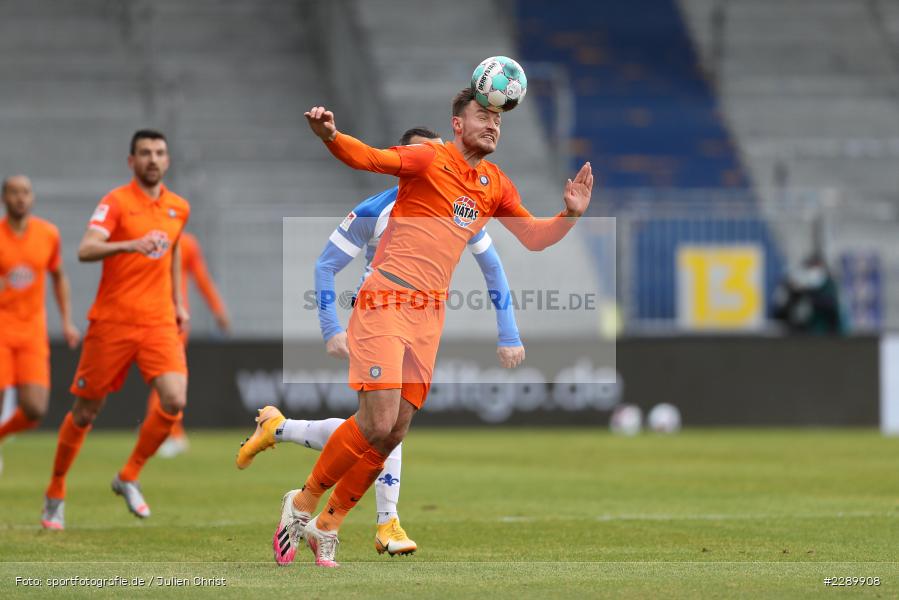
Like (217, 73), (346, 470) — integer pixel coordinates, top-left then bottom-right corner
(46, 412), (92, 499)
(0, 407), (40, 441)
(170, 419), (186, 438)
(317, 446), (388, 531)
(119, 405), (181, 482)
(292, 415), (369, 515)
(147, 388), (186, 439)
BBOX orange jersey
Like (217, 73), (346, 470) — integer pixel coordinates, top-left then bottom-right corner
(325, 134), (574, 297)
(179, 232), (226, 316)
(87, 180), (190, 325)
(0, 216), (61, 341)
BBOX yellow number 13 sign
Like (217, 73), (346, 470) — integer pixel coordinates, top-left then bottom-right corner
(677, 245), (764, 330)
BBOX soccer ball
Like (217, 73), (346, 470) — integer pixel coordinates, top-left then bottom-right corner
(647, 403), (682, 434)
(471, 56), (528, 113)
(609, 404), (642, 436)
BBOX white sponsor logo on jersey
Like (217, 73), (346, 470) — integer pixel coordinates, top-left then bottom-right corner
(91, 204), (110, 223)
(339, 211), (357, 232)
(7, 265), (35, 290)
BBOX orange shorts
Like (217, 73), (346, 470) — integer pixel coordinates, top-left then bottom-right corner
(347, 270), (445, 408)
(71, 320), (187, 400)
(0, 338), (50, 388)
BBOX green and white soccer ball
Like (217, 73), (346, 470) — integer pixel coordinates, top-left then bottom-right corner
(471, 56), (528, 113)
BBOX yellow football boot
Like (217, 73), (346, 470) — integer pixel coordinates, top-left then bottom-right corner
(375, 517), (417, 556)
(236, 406), (286, 469)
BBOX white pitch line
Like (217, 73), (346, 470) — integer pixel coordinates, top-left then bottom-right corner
(592, 512), (893, 522)
(2, 519), (256, 531)
(497, 512), (895, 523)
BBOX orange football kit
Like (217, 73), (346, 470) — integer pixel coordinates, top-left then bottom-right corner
(288, 133), (577, 538)
(72, 180), (190, 398)
(46, 180), (190, 500)
(0, 216), (61, 389)
(329, 133), (575, 407)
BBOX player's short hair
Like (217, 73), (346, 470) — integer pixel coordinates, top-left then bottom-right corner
(452, 88), (478, 117)
(130, 129), (167, 155)
(399, 127), (440, 145)
(1, 175), (28, 196)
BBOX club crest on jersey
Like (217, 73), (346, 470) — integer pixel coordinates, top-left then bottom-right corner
(146, 230), (171, 260)
(168, 208), (177, 218)
(480, 175), (489, 186)
(452, 196), (479, 228)
(6, 265), (35, 290)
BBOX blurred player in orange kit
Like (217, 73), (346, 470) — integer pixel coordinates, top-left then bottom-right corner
(0, 175), (81, 473)
(269, 89), (593, 567)
(152, 231), (230, 458)
(41, 130), (191, 530)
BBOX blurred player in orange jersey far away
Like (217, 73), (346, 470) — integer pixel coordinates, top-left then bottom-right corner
(0, 175), (81, 474)
(41, 130), (191, 530)
(152, 230), (230, 458)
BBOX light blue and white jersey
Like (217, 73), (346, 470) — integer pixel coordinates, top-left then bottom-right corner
(325, 187), (396, 293)
(315, 186), (521, 346)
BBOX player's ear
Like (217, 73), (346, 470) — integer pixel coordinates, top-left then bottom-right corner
(451, 116), (462, 135)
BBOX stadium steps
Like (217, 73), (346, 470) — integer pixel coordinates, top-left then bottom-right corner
(678, 0), (899, 196)
(0, 0), (367, 338)
(679, 0), (899, 327)
(517, 0), (752, 191)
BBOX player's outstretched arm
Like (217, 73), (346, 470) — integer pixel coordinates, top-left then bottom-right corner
(49, 266), (81, 349)
(314, 242), (355, 359)
(187, 240), (230, 333)
(77, 229), (160, 262)
(495, 162), (594, 251)
(304, 105), (435, 176)
(468, 231), (525, 368)
(171, 239), (190, 332)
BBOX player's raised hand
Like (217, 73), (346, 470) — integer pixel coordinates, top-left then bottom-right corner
(562, 162), (593, 218)
(497, 345), (525, 369)
(304, 106), (338, 142)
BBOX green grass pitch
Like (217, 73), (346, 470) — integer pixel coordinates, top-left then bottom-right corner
(1, 428), (897, 598)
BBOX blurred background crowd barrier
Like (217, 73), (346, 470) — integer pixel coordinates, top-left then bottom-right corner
(4, 0), (899, 430)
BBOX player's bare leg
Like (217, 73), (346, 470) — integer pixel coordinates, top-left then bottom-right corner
(114, 372), (187, 518)
(42, 395), (106, 529)
(355, 388), (404, 455)
(153, 387), (189, 458)
(0, 384), (48, 445)
(0, 384), (49, 477)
